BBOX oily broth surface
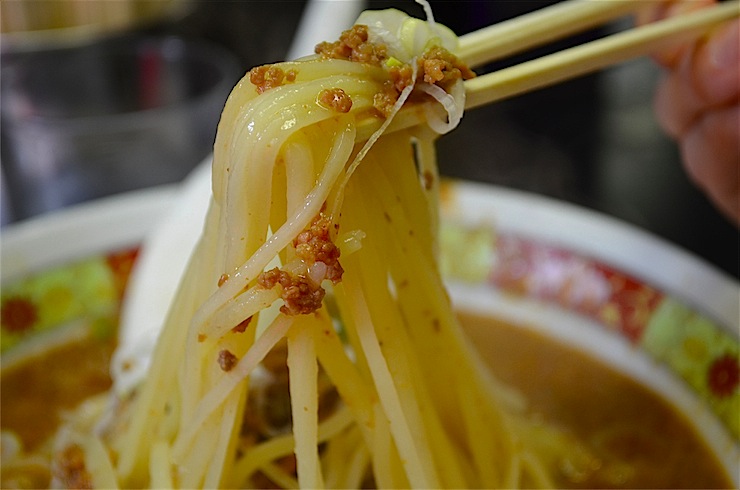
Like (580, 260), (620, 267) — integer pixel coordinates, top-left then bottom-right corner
(1, 334), (116, 450)
(0, 312), (732, 489)
(459, 311), (732, 489)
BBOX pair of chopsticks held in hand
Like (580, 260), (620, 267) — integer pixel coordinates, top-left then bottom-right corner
(458, 0), (739, 225)
(359, 0), (738, 139)
(458, 0), (739, 109)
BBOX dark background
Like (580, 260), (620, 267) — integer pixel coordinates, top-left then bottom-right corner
(3, 0), (738, 280)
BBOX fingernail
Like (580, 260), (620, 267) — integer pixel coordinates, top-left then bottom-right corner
(708, 22), (739, 69)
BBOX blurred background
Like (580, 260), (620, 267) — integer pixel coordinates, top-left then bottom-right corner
(1, 0), (737, 280)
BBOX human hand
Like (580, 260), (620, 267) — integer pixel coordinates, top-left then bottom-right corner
(639, 1), (739, 225)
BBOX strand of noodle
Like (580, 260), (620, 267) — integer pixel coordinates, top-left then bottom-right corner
(345, 196), (446, 484)
(457, 378), (505, 487)
(520, 450), (557, 488)
(321, 437), (342, 489)
(176, 410), (220, 488)
(364, 140), (532, 486)
(343, 273), (438, 489)
(283, 135), (316, 224)
(311, 311), (376, 438)
(283, 57), (388, 83)
(298, 308), (384, 488)
(202, 377), (250, 488)
(79, 432), (118, 489)
(201, 286), (281, 340)
(215, 73), (369, 200)
(505, 448), (523, 489)
(203, 322), (263, 486)
(375, 155), (527, 413)
(337, 152), (448, 487)
(318, 282), (397, 488)
(359, 148), (462, 420)
(322, 426), (371, 489)
(347, 161), (469, 487)
(321, 425), (365, 488)
(342, 437), (371, 488)
(172, 100), (356, 482)
(219, 101), (279, 268)
(149, 440), (174, 489)
(181, 119), (354, 414)
(215, 74), (378, 270)
(116, 239), (213, 481)
(222, 110), (295, 280)
(369, 402), (403, 489)
(328, 62), (419, 221)
(330, 285), (372, 382)
(192, 287), (266, 485)
(410, 127), (442, 243)
(259, 461), (300, 489)
(219, 76), (375, 270)
(377, 201), (527, 482)
(171, 314), (293, 460)
(373, 132), (437, 264)
(193, 119), (355, 339)
(271, 130), (321, 266)
(287, 318), (324, 489)
(366, 138), (516, 490)
(321, 428), (347, 488)
(339, 145), (461, 486)
(212, 59), (380, 190)
(232, 403), (355, 485)
(269, 166), (290, 267)
(178, 203), (226, 427)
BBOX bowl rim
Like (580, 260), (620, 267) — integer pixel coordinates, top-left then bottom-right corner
(441, 179), (739, 332)
(1, 184), (178, 284)
(2, 174), (737, 327)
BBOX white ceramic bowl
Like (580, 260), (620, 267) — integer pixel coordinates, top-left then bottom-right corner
(1, 172), (737, 484)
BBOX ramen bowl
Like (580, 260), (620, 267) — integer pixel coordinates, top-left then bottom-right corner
(1, 174), (738, 487)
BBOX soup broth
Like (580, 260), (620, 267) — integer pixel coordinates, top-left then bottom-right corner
(460, 311), (733, 489)
(0, 313), (732, 488)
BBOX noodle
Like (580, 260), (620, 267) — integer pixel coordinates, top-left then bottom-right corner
(51, 4), (594, 488)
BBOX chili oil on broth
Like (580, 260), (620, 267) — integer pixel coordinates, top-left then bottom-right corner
(458, 310), (733, 489)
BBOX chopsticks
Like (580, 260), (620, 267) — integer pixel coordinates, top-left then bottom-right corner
(464, 0), (739, 109)
(355, 0), (738, 140)
(457, 0), (647, 68)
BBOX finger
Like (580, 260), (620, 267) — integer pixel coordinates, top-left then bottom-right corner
(636, 0), (716, 67)
(653, 61), (705, 138)
(691, 20), (740, 107)
(681, 105), (740, 225)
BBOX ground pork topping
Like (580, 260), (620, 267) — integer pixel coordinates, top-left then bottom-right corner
(258, 268), (325, 316)
(419, 46), (476, 89)
(317, 88), (353, 113)
(293, 214), (344, 284)
(315, 25), (388, 65)
(54, 444), (92, 490)
(249, 65), (298, 94)
(218, 349), (239, 372)
(315, 24), (475, 118)
(256, 215), (342, 316)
